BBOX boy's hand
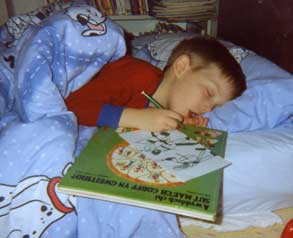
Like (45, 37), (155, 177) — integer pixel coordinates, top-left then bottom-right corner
(183, 115), (209, 127)
(119, 108), (183, 132)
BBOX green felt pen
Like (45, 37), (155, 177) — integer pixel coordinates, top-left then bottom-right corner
(141, 91), (184, 128)
(141, 90), (164, 109)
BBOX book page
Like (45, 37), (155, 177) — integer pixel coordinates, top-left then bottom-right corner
(120, 130), (231, 182)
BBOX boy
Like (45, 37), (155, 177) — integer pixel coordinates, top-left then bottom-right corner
(65, 36), (246, 131)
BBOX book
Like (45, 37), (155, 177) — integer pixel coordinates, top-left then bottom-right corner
(130, 0), (140, 15)
(115, 0), (126, 15)
(93, 0), (150, 16)
(102, 0), (114, 15)
(58, 125), (229, 221)
(92, 0), (105, 14)
(148, 0), (217, 22)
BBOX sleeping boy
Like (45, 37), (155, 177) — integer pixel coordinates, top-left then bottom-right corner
(65, 36), (246, 131)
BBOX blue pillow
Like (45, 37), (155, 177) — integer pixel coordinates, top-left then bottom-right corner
(206, 54), (293, 132)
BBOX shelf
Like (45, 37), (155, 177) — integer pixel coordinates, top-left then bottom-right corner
(109, 15), (154, 21)
(109, 15), (188, 36)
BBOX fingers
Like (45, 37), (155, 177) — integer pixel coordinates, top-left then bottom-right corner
(149, 109), (183, 132)
(183, 116), (209, 127)
(164, 110), (184, 123)
(137, 108), (186, 132)
(163, 110), (184, 130)
(199, 117), (209, 127)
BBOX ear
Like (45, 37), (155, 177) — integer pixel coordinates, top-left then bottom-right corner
(173, 54), (191, 78)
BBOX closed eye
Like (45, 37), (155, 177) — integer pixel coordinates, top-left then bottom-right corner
(205, 88), (213, 98)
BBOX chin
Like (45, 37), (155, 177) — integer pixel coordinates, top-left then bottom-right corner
(180, 110), (189, 117)
(171, 105), (188, 117)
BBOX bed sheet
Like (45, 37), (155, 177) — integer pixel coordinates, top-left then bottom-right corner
(131, 33), (293, 231)
(182, 207), (293, 237)
(180, 127), (293, 231)
(0, 3), (183, 238)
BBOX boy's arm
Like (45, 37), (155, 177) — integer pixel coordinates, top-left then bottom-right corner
(66, 96), (183, 131)
(119, 107), (183, 132)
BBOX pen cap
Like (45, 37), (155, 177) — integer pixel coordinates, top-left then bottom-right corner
(281, 219), (293, 238)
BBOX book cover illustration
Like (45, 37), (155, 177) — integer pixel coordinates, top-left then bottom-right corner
(58, 125), (228, 221)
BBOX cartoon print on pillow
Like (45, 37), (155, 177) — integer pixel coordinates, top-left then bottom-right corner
(0, 163), (76, 238)
(65, 6), (107, 36)
(228, 46), (255, 63)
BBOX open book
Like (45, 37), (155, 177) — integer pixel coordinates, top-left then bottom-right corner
(58, 125), (230, 221)
(120, 129), (230, 182)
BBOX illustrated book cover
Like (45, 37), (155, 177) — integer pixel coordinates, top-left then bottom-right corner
(58, 125), (229, 221)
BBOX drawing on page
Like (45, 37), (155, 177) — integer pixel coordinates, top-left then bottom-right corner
(119, 129), (231, 182)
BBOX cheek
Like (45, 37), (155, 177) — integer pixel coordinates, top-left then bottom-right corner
(189, 98), (203, 111)
(169, 95), (201, 116)
(168, 97), (188, 116)
(168, 82), (203, 115)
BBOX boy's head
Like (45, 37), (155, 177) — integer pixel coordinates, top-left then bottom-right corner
(164, 36), (246, 116)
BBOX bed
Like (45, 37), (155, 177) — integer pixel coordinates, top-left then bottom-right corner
(130, 30), (293, 235)
(0, 2), (292, 238)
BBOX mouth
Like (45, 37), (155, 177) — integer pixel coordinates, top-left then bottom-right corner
(188, 111), (198, 118)
(88, 21), (105, 31)
(82, 22), (106, 36)
(188, 111), (202, 118)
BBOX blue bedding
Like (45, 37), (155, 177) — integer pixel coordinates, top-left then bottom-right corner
(0, 3), (183, 238)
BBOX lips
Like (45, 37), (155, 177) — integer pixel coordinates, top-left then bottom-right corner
(188, 111), (199, 118)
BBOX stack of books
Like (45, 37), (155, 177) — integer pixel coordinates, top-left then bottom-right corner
(148, 0), (218, 22)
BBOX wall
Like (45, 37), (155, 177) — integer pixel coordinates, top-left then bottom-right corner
(218, 0), (293, 73)
(12, 0), (46, 14)
(0, 0), (8, 25)
(0, 0), (46, 25)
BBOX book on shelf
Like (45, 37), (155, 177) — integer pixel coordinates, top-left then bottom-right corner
(58, 125), (230, 221)
(92, 0), (149, 16)
(148, 0), (217, 22)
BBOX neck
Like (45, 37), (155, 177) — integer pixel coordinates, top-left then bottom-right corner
(152, 68), (176, 108)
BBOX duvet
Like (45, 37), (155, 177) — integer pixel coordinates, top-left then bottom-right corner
(0, 3), (183, 238)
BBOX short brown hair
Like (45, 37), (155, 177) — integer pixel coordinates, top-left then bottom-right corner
(166, 36), (247, 99)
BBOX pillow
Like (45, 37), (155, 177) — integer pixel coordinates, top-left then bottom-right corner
(132, 34), (252, 69)
(131, 31), (196, 50)
(205, 54), (293, 132)
(132, 32), (197, 69)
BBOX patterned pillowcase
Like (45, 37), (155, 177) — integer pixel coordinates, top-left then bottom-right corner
(132, 33), (254, 69)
